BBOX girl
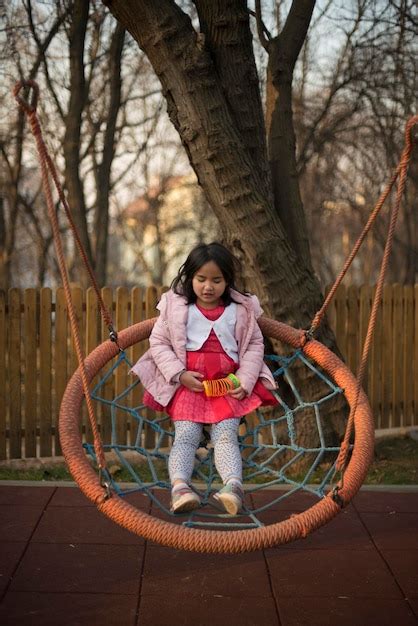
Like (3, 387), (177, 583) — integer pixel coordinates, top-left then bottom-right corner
(131, 242), (277, 515)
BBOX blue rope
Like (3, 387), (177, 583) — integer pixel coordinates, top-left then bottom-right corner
(84, 349), (344, 528)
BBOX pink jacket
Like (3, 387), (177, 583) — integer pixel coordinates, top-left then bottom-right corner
(131, 288), (277, 407)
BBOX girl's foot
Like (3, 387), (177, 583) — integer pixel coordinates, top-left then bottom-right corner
(213, 481), (244, 515)
(170, 483), (200, 514)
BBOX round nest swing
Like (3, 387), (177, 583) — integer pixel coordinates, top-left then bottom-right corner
(13, 80), (417, 554)
(60, 316), (374, 553)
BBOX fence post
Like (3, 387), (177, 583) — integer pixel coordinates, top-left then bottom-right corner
(24, 288), (37, 458)
(8, 288), (21, 459)
(144, 285), (158, 449)
(54, 288), (68, 456)
(0, 291), (6, 459)
(334, 284), (347, 359)
(415, 285), (418, 429)
(392, 284), (403, 428)
(115, 286), (129, 446)
(403, 285), (414, 426)
(381, 284), (393, 428)
(100, 287), (114, 445)
(39, 288), (52, 457)
(369, 285), (382, 428)
(346, 285), (359, 375)
(130, 286), (144, 412)
(68, 287), (84, 380)
(85, 287), (99, 442)
(359, 284), (372, 397)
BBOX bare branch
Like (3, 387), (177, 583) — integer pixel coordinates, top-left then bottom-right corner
(280, 0), (317, 72)
(252, 1), (270, 51)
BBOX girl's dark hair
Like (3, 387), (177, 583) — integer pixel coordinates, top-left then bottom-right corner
(171, 242), (243, 305)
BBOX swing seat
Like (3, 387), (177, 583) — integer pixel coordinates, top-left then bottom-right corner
(59, 316), (374, 553)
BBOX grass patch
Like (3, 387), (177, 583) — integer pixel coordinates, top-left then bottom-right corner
(0, 465), (72, 482)
(0, 436), (416, 485)
(365, 435), (418, 485)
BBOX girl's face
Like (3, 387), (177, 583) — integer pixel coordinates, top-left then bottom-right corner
(192, 260), (227, 309)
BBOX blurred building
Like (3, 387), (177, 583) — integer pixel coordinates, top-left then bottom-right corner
(110, 173), (220, 287)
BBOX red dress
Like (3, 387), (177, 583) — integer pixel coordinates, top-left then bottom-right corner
(143, 303), (277, 423)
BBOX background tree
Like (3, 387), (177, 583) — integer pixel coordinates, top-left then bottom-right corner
(1, 0), (177, 288)
(292, 0), (417, 285)
(3, 1), (415, 292)
(0, 1), (70, 290)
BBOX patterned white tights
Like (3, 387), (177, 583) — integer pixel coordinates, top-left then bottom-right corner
(168, 418), (242, 485)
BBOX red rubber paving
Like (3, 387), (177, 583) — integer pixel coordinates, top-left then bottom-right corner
(0, 485), (416, 626)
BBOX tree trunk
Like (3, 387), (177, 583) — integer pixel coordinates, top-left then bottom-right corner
(194, 0), (273, 206)
(94, 23), (125, 286)
(267, 49), (313, 271)
(266, 0), (316, 271)
(103, 0), (347, 443)
(63, 0), (93, 283)
(1, 98), (27, 291)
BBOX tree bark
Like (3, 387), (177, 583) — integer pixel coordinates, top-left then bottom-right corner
(266, 0), (316, 271)
(103, 0), (346, 442)
(63, 0), (93, 281)
(94, 23), (125, 286)
(0, 108), (25, 291)
(1, 3), (71, 290)
(194, 0), (273, 205)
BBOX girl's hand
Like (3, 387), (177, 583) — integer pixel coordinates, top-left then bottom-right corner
(227, 385), (247, 400)
(179, 371), (204, 392)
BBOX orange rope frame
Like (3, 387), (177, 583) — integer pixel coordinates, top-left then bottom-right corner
(59, 316), (374, 554)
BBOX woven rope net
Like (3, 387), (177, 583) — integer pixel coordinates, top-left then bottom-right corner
(59, 316), (374, 553)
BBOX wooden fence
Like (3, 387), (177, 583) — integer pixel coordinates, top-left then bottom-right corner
(0, 284), (417, 461)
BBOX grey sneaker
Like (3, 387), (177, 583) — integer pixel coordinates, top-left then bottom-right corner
(171, 486), (200, 514)
(213, 482), (244, 515)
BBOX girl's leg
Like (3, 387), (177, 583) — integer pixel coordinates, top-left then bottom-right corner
(168, 420), (203, 485)
(211, 418), (242, 484)
(211, 418), (244, 515)
(212, 417), (244, 515)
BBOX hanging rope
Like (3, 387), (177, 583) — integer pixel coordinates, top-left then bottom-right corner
(304, 114), (418, 503)
(59, 312), (375, 551)
(335, 116), (417, 472)
(13, 80), (112, 501)
(307, 115), (418, 338)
